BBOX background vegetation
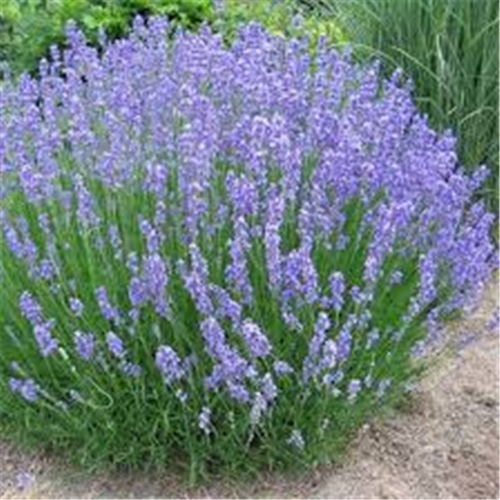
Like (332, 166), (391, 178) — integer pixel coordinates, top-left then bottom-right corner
(0, 0), (343, 76)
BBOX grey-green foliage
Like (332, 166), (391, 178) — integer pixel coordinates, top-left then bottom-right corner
(301, 0), (499, 210)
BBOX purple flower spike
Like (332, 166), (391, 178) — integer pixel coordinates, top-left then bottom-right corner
(273, 360), (294, 376)
(106, 332), (126, 358)
(19, 292), (43, 325)
(74, 331), (96, 360)
(329, 272), (345, 313)
(155, 345), (185, 384)
(120, 361), (143, 378)
(95, 286), (120, 324)
(347, 379), (362, 403)
(69, 297), (84, 317)
(33, 321), (58, 357)
(240, 320), (272, 358)
(9, 377), (39, 402)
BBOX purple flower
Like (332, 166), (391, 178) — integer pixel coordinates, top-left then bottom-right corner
(201, 317), (227, 360)
(337, 316), (355, 362)
(33, 321), (58, 357)
(155, 345), (185, 384)
(309, 312), (330, 359)
(209, 284), (243, 325)
(329, 272), (345, 313)
(37, 258), (55, 281)
(69, 297), (84, 317)
(74, 331), (96, 360)
(201, 317), (254, 398)
(273, 360), (294, 376)
(226, 172), (258, 217)
(129, 277), (146, 309)
(9, 378), (38, 402)
(8, 378), (23, 394)
(240, 319), (272, 358)
(264, 188), (285, 291)
(144, 163), (168, 196)
(350, 286), (365, 306)
(75, 175), (100, 229)
(226, 382), (251, 403)
(126, 252), (140, 275)
(282, 244), (319, 305)
(347, 379), (362, 402)
(418, 252), (438, 304)
(19, 292), (43, 325)
(141, 253), (170, 318)
(226, 216), (253, 304)
(181, 245), (213, 316)
(120, 361), (142, 378)
(261, 372), (278, 402)
(95, 286), (120, 323)
(303, 312), (336, 381)
(106, 332), (126, 358)
(321, 340), (338, 370)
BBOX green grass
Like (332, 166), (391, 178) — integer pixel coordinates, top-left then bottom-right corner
(299, 0), (499, 212)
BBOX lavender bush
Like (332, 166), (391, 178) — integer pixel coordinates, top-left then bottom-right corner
(0, 18), (496, 478)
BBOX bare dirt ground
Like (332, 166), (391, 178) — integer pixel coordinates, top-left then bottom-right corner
(1, 279), (498, 499)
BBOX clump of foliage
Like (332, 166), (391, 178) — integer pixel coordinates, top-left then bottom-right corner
(0, 0), (212, 75)
(0, 19), (495, 480)
(213, 0), (344, 46)
(0, 0), (344, 76)
(300, 0), (499, 212)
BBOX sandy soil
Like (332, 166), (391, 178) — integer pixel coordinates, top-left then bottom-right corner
(1, 279), (498, 499)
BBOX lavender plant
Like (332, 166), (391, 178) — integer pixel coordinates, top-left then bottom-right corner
(0, 18), (496, 478)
